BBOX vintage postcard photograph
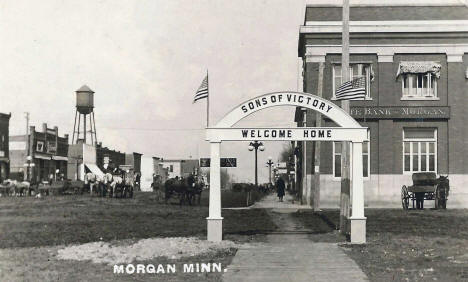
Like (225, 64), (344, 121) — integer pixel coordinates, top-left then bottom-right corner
(0, 0), (467, 281)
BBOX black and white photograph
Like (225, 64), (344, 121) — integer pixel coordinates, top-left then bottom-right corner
(0, 0), (468, 281)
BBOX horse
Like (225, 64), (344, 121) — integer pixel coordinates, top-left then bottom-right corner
(186, 176), (204, 205)
(84, 172), (97, 195)
(164, 176), (192, 205)
(106, 168), (132, 198)
(151, 176), (165, 203)
(1, 180), (30, 196)
(437, 175), (450, 209)
(164, 175), (202, 205)
(123, 173), (134, 198)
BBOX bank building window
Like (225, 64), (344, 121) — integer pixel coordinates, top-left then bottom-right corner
(332, 63), (373, 100)
(403, 128), (437, 173)
(397, 61), (441, 100)
(333, 141), (370, 179)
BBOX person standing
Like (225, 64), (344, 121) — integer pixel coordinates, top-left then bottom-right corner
(276, 176), (285, 202)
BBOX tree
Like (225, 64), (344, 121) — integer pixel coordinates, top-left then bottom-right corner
(204, 168), (231, 189)
(279, 142), (295, 162)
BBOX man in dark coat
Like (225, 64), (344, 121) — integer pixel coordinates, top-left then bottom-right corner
(276, 176), (285, 202)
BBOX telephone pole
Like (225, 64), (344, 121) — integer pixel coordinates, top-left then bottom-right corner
(24, 112), (30, 181)
(339, 0), (352, 235)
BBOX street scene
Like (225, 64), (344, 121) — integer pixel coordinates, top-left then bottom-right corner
(0, 0), (468, 281)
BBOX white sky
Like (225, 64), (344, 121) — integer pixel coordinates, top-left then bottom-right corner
(0, 0), (307, 183)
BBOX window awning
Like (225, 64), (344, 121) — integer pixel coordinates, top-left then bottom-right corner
(84, 163), (104, 177)
(396, 61), (441, 78)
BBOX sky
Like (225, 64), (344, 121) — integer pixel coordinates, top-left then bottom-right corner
(0, 0), (307, 183)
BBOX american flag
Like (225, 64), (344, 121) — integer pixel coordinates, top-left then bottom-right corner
(335, 77), (366, 100)
(193, 75), (208, 103)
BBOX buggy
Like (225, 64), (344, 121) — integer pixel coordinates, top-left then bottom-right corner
(401, 172), (449, 210)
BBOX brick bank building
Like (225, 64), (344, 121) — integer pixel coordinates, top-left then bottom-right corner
(295, 0), (468, 207)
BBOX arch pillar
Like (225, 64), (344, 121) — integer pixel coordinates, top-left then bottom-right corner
(350, 141), (366, 244)
(207, 141), (223, 242)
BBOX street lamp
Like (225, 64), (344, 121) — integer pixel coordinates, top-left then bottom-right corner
(266, 156), (274, 185)
(248, 141), (264, 187)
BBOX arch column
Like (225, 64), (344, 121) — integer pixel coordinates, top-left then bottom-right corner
(207, 141), (223, 242)
(350, 141), (366, 243)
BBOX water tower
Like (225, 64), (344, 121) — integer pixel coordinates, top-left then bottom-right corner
(72, 85), (98, 145)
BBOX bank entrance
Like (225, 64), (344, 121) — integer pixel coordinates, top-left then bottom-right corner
(206, 91), (368, 243)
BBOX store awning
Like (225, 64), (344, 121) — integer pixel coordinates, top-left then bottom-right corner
(84, 163), (104, 177)
(52, 156), (68, 161)
(396, 61), (441, 78)
(35, 154), (51, 160)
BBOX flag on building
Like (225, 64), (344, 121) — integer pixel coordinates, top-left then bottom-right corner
(193, 75), (209, 103)
(334, 77), (366, 100)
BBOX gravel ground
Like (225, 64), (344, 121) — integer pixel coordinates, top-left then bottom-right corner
(57, 237), (242, 265)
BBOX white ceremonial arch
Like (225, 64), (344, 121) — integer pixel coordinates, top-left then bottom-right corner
(206, 91), (368, 243)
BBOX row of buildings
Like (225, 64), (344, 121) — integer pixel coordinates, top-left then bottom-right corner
(0, 83), (200, 186)
(294, 0), (468, 207)
(0, 115), (200, 186)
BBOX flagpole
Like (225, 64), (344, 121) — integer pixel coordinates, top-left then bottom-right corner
(206, 70), (209, 127)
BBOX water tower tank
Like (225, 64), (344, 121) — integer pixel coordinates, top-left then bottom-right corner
(76, 85), (94, 114)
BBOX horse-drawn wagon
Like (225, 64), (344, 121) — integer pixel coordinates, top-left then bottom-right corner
(401, 172), (449, 210)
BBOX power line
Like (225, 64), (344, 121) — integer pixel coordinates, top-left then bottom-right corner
(99, 126), (205, 132)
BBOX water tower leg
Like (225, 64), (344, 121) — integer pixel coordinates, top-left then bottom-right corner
(92, 112), (97, 144)
(72, 110), (78, 144)
(77, 114), (81, 143)
(83, 114), (87, 144)
(89, 114), (94, 145)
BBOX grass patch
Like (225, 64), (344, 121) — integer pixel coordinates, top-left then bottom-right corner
(317, 208), (468, 281)
(0, 192), (276, 249)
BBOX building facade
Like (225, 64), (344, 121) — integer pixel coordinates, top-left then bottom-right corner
(10, 123), (68, 182)
(96, 143), (126, 171)
(125, 152), (142, 173)
(0, 113), (11, 181)
(161, 159), (199, 179)
(296, 1), (468, 207)
(67, 142), (126, 180)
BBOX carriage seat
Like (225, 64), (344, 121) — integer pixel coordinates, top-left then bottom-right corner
(409, 172), (438, 192)
(412, 172), (437, 186)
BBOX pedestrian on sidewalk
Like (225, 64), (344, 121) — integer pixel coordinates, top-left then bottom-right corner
(276, 176), (285, 202)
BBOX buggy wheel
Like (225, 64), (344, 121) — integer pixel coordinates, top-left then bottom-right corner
(401, 185), (409, 210)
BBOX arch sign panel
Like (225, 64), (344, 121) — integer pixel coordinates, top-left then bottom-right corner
(206, 127), (368, 142)
(206, 92), (367, 244)
(214, 92), (361, 128)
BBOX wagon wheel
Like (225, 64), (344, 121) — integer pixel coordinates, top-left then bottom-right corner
(401, 185), (409, 210)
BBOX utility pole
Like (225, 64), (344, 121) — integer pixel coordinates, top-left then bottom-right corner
(339, 0), (351, 235)
(313, 62), (324, 212)
(302, 109), (309, 205)
(24, 112), (30, 181)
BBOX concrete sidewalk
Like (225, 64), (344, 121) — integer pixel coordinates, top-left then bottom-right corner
(223, 193), (368, 282)
(249, 193), (311, 210)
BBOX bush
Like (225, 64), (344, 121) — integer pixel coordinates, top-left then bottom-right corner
(201, 183), (269, 208)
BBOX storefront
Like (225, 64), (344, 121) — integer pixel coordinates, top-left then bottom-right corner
(10, 123), (68, 182)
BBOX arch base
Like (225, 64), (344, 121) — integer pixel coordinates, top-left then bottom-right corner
(207, 217), (223, 242)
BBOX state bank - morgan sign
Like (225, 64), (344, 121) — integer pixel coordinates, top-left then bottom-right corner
(350, 106), (450, 119)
